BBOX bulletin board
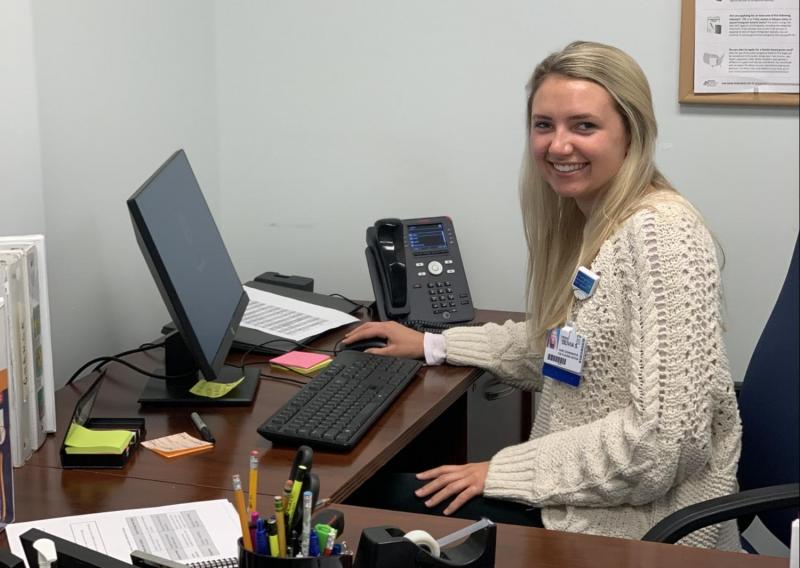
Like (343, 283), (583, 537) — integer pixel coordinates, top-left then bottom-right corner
(679, 0), (800, 106)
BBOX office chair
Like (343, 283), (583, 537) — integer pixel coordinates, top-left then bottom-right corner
(642, 236), (800, 548)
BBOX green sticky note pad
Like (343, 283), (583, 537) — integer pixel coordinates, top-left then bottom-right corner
(64, 423), (134, 454)
(189, 377), (244, 398)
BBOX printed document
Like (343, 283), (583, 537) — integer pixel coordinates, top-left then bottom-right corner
(241, 286), (358, 342)
(5, 499), (239, 567)
(694, 0), (799, 93)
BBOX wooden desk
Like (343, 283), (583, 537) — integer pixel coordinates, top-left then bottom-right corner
(26, 310), (521, 502)
(9, 310), (782, 566)
(3, 467), (785, 568)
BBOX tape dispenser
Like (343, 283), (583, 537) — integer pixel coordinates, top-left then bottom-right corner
(353, 518), (496, 568)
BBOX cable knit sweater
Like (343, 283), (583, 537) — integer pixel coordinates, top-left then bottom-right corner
(442, 201), (742, 549)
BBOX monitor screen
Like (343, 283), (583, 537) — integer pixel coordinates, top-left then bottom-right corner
(127, 150), (258, 405)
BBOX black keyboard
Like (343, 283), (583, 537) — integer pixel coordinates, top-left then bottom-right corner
(402, 319), (485, 334)
(257, 350), (422, 451)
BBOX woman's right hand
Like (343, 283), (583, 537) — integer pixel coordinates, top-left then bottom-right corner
(342, 321), (425, 359)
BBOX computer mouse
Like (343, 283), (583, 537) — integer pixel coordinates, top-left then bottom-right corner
(342, 338), (388, 352)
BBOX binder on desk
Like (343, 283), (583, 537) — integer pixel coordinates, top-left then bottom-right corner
(0, 298), (15, 529)
(0, 244), (45, 455)
(0, 252), (33, 467)
(0, 235), (55, 435)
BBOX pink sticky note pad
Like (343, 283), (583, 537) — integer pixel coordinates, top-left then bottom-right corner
(270, 351), (331, 369)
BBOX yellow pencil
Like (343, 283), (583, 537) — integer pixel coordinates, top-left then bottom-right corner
(248, 450), (259, 512)
(274, 495), (287, 557)
(232, 474), (253, 551)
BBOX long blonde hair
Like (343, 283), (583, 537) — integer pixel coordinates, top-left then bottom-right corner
(521, 41), (680, 342)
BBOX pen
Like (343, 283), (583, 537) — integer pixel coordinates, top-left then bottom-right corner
(300, 490), (312, 557)
(248, 450), (259, 512)
(274, 495), (287, 557)
(190, 412), (215, 444)
(249, 511), (259, 548)
(323, 527), (337, 556)
(255, 519), (268, 556)
(232, 474), (253, 552)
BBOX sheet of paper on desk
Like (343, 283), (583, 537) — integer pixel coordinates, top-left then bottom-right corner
(241, 286), (358, 342)
(5, 499), (240, 567)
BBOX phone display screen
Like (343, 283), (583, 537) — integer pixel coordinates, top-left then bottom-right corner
(408, 223), (448, 254)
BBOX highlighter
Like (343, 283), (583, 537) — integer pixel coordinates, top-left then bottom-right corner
(267, 516), (279, 557)
(286, 464), (307, 528)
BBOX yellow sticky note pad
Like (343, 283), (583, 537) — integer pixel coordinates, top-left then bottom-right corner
(189, 377), (244, 398)
(64, 423), (134, 454)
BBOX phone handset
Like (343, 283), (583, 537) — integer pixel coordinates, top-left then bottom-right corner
(367, 218), (411, 319)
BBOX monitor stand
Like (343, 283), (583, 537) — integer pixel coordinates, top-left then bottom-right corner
(138, 331), (260, 406)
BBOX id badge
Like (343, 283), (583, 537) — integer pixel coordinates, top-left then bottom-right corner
(542, 322), (586, 387)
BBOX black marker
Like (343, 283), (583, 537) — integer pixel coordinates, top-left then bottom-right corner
(190, 412), (215, 443)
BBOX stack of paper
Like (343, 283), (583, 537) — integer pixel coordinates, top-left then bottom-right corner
(141, 432), (213, 458)
(5, 499), (241, 566)
(0, 235), (56, 468)
(270, 351), (332, 375)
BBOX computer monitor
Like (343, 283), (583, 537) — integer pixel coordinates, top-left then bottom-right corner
(127, 149), (259, 406)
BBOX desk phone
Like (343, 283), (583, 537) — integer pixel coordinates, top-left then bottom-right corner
(365, 217), (474, 325)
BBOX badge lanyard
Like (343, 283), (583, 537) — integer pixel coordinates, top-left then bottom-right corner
(541, 266), (600, 387)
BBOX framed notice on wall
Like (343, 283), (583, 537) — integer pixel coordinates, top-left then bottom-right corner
(680, 0), (800, 106)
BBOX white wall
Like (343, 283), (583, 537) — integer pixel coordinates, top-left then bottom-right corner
(0, 0), (46, 234)
(27, 0), (219, 384)
(214, 0), (799, 385)
(4, 1), (798, 388)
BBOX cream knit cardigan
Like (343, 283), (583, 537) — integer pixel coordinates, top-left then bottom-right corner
(442, 201), (742, 550)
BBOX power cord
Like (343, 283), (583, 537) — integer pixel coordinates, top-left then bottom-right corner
(65, 341), (193, 385)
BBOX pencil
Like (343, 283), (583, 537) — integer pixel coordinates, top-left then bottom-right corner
(232, 474), (253, 551)
(248, 450), (259, 512)
(274, 495), (287, 557)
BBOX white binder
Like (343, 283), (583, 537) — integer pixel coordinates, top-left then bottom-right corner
(0, 252), (33, 466)
(0, 235), (55, 435)
(0, 297), (15, 526)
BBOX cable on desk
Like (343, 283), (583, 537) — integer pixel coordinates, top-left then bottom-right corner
(66, 355), (196, 385)
(328, 293), (370, 315)
(65, 341), (173, 385)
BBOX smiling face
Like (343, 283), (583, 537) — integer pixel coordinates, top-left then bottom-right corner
(531, 74), (629, 215)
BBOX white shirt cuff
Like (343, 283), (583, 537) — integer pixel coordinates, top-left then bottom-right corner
(423, 332), (447, 366)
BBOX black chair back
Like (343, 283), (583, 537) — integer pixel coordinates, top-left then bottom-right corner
(737, 236), (799, 546)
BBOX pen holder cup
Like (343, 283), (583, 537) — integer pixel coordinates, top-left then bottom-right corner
(238, 539), (353, 568)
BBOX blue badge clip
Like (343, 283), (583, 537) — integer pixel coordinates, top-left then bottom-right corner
(572, 267), (600, 300)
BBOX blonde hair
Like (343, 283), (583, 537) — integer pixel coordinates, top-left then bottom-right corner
(521, 41), (684, 342)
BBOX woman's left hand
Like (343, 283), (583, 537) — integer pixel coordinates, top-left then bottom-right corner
(415, 462), (490, 515)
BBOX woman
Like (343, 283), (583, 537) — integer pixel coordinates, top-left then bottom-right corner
(344, 41), (741, 549)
